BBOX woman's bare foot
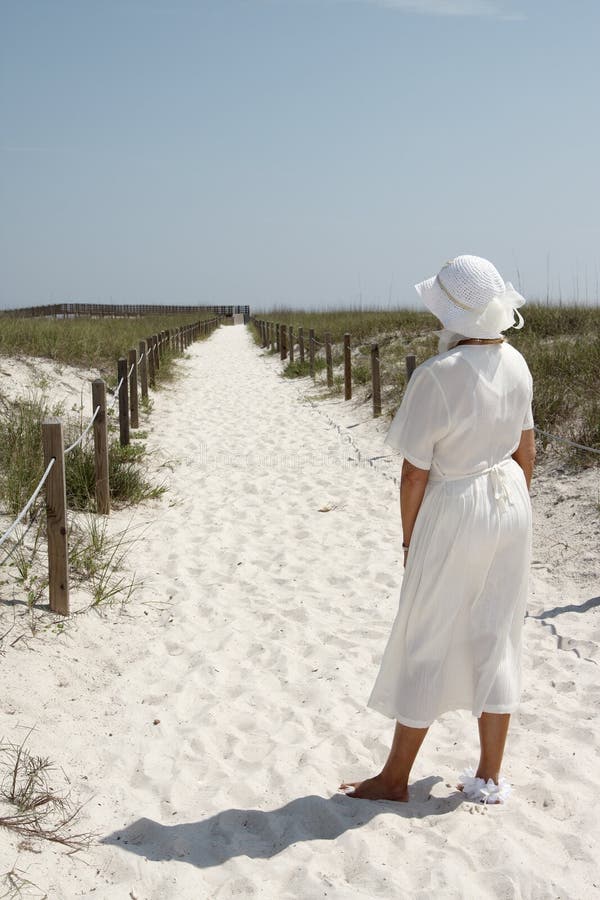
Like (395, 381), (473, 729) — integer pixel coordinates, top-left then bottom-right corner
(339, 774), (409, 801)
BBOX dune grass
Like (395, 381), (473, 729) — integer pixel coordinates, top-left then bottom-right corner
(0, 392), (160, 616)
(0, 314), (216, 619)
(0, 394), (162, 517)
(0, 312), (213, 371)
(252, 304), (600, 465)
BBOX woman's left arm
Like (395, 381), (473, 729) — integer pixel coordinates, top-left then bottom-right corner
(400, 459), (430, 565)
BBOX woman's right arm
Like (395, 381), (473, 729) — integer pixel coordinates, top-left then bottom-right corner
(512, 428), (536, 490)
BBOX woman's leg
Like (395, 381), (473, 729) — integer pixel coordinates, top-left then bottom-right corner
(476, 712), (510, 783)
(340, 721), (429, 801)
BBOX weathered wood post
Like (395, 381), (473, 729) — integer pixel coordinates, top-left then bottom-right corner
(117, 357), (130, 446)
(289, 326), (294, 362)
(309, 328), (315, 378)
(42, 419), (69, 615)
(270, 322), (275, 352)
(344, 333), (352, 400)
(92, 380), (110, 514)
(152, 334), (160, 373)
(406, 354), (416, 383)
(139, 340), (148, 401)
(128, 348), (139, 428)
(280, 324), (287, 361)
(275, 323), (280, 353)
(371, 343), (381, 418)
(146, 336), (156, 388)
(298, 326), (305, 363)
(325, 332), (333, 387)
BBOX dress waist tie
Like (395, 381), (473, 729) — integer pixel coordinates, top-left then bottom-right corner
(428, 458), (515, 512)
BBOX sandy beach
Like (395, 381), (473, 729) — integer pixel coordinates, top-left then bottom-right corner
(1, 323), (599, 899)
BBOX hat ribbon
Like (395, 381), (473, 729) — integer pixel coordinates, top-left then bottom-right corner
(435, 275), (474, 312)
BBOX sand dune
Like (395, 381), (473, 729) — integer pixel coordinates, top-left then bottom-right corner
(1, 325), (599, 899)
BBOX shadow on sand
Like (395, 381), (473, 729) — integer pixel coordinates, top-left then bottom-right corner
(101, 777), (465, 868)
(527, 595), (600, 620)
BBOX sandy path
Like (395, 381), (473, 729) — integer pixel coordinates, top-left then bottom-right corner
(1, 325), (599, 899)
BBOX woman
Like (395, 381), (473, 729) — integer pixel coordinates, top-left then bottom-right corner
(340, 255), (535, 805)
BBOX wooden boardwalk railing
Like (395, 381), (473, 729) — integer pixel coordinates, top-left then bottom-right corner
(0, 302), (250, 319)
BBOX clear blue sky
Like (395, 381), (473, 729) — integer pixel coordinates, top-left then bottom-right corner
(2, 0), (600, 310)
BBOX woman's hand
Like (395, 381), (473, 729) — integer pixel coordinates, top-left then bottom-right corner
(511, 428), (536, 490)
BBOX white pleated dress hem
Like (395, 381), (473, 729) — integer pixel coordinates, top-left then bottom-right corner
(367, 457), (532, 729)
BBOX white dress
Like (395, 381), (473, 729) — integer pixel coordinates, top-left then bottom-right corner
(368, 342), (534, 728)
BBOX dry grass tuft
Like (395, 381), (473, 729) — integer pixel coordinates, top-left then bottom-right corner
(0, 731), (94, 851)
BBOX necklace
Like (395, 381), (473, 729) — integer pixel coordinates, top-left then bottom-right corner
(456, 338), (504, 346)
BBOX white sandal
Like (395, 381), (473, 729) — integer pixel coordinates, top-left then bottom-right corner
(458, 766), (512, 804)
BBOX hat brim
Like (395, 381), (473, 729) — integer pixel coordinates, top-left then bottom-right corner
(415, 276), (525, 338)
(415, 275), (456, 326)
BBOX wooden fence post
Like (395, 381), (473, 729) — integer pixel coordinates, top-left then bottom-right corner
(371, 343), (381, 418)
(289, 326), (294, 362)
(152, 334), (160, 373)
(309, 328), (315, 378)
(139, 340), (148, 401)
(92, 380), (110, 514)
(128, 348), (139, 428)
(406, 354), (416, 383)
(146, 336), (156, 388)
(325, 332), (333, 387)
(118, 357), (130, 446)
(298, 326), (304, 363)
(42, 419), (69, 615)
(344, 333), (352, 400)
(275, 323), (280, 353)
(280, 324), (287, 361)
(270, 323), (275, 352)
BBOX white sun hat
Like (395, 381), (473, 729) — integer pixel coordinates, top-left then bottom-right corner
(415, 254), (526, 340)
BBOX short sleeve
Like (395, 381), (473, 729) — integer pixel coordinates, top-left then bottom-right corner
(383, 366), (450, 469)
(522, 368), (534, 430)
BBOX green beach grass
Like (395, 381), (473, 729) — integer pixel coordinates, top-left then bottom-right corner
(251, 304), (600, 465)
(0, 312), (213, 372)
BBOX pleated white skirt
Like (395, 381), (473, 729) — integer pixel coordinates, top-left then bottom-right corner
(367, 457), (532, 728)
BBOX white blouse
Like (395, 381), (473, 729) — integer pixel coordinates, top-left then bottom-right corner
(384, 342), (534, 478)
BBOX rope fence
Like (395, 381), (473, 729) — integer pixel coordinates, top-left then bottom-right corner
(0, 459), (56, 551)
(64, 406), (101, 455)
(0, 316), (222, 615)
(251, 316), (600, 458)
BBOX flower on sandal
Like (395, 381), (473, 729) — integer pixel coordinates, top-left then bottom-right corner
(459, 766), (512, 804)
